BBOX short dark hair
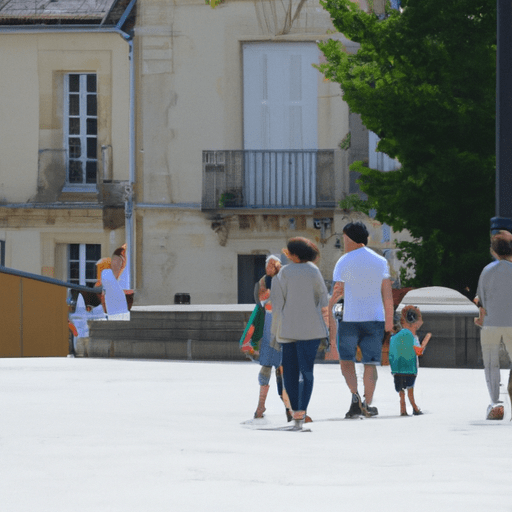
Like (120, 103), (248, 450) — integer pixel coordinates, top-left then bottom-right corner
(343, 222), (369, 245)
(287, 237), (319, 262)
(491, 237), (512, 257)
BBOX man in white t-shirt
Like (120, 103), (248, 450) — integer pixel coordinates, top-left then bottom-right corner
(328, 222), (393, 418)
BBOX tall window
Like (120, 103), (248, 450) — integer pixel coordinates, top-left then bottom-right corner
(243, 43), (318, 151)
(68, 244), (101, 287)
(64, 74), (98, 185)
(243, 43), (319, 207)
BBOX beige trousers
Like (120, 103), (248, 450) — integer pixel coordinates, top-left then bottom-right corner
(480, 327), (512, 403)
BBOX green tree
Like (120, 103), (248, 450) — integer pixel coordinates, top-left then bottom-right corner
(317, 0), (496, 295)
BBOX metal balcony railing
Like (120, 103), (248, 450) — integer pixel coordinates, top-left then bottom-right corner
(202, 150), (336, 210)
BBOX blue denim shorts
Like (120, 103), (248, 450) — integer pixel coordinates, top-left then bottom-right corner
(337, 321), (385, 364)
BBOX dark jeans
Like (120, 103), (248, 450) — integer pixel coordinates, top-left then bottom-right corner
(281, 339), (321, 412)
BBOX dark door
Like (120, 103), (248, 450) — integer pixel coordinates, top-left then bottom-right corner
(238, 254), (266, 304)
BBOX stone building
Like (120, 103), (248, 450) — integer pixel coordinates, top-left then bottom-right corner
(131, 0), (409, 304)
(0, 0), (409, 305)
(0, 0), (135, 288)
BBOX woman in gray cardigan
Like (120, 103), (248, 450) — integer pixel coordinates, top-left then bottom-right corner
(271, 237), (329, 430)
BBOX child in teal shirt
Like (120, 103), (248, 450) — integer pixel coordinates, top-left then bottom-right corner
(389, 306), (431, 416)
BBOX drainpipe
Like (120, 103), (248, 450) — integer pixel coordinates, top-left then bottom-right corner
(126, 37), (135, 291)
(494, 0), (512, 232)
(0, 1), (138, 290)
(116, 0), (137, 291)
(117, 34), (136, 291)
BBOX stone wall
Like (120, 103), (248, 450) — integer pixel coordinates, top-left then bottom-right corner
(78, 304), (255, 361)
(78, 293), (511, 369)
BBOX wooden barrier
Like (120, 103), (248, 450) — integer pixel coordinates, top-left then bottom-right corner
(0, 267), (101, 358)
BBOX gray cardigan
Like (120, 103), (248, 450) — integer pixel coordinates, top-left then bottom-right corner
(270, 262), (329, 343)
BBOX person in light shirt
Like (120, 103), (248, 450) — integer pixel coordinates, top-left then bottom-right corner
(328, 222), (393, 418)
(475, 230), (512, 419)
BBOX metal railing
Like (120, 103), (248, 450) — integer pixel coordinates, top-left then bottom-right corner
(0, 265), (102, 294)
(202, 149), (336, 209)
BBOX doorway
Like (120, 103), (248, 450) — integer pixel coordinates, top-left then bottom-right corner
(238, 254), (266, 304)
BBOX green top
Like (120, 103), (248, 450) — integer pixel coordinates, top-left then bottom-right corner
(389, 328), (420, 375)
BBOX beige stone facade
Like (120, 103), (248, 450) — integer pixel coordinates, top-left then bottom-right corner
(0, 0), (410, 306)
(0, 0), (135, 292)
(132, 0), (409, 304)
(0, 29), (131, 281)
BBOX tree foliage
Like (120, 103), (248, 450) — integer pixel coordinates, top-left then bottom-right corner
(317, 0), (496, 294)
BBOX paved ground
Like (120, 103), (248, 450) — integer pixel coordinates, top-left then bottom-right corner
(1, 357), (511, 512)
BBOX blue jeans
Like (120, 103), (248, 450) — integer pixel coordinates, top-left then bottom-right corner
(281, 339), (321, 412)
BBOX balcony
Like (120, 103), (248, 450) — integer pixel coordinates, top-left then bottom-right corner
(202, 150), (337, 210)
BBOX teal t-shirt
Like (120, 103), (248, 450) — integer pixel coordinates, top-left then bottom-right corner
(389, 328), (420, 375)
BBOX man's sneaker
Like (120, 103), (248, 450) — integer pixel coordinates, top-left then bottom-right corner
(345, 393), (363, 418)
(362, 401), (378, 417)
(345, 401), (361, 418)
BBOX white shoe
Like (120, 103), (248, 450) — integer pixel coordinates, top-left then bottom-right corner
(292, 419), (304, 431)
(486, 403), (504, 420)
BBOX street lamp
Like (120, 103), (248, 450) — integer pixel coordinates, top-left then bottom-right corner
(494, 0), (512, 232)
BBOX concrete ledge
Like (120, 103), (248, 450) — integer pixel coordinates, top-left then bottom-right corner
(83, 291), (508, 367)
(85, 305), (254, 362)
(397, 287), (507, 368)
(131, 304), (255, 313)
(87, 338), (114, 358)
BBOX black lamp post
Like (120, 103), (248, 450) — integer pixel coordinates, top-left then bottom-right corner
(493, 0), (512, 234)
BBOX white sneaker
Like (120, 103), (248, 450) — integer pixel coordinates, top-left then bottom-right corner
(292, 419), (304, 431)
(486, 403), (504, 420)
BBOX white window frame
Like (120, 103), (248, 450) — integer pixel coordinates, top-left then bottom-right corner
(243, 42), (318, 151)
(68, 243), (101, 287)
(63, 73), (98, 190)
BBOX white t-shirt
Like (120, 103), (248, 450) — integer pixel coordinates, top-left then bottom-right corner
(332, 247), (390, 322)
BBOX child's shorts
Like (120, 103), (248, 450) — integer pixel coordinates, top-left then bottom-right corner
(394, 373), (417, 392)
